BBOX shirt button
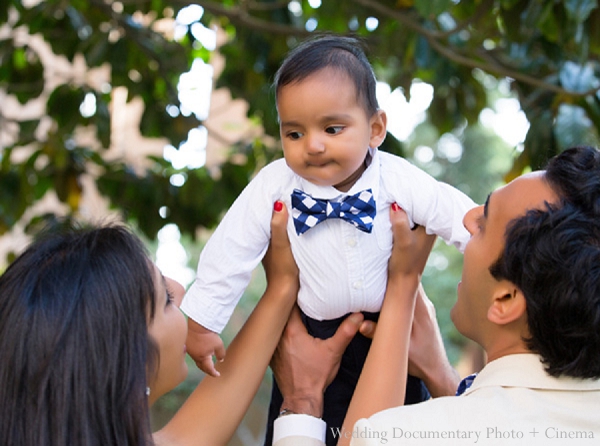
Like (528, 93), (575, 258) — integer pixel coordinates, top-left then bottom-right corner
(347, 238), (357, 247)
(353, 281), (363, 289)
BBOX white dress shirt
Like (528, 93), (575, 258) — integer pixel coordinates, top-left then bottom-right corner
(273, 354), (600, 446)
(181, 148), (475, 333)
(273, 414), (327, 446)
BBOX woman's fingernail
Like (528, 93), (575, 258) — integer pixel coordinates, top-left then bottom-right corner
(274, 201), (283, 212)
(391, 203), (402, 212)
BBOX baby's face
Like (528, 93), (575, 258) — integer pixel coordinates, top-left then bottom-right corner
(277, 67), (386, 192)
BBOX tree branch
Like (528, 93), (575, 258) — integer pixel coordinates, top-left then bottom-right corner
(426, 34), (600, 97)
(90, 0), (600, 98)
(435, 0), (495, 39)
(351, 0), (600, 98)
(247, 1), (293, 12)
(181, 1), (312, 37)
(89, 0), (181, 100)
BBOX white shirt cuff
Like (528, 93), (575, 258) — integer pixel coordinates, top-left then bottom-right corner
(273, 414), (326, 444)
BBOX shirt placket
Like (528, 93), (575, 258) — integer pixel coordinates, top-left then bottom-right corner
(342, 218), (366, 308)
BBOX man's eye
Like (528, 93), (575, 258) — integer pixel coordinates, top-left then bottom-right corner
(475, 216), (485, 232)
(325, 126), (344, 135)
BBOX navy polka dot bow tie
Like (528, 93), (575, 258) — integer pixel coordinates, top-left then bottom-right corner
(291, 188), (376, 235)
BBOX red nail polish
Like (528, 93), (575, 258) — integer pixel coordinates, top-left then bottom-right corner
(274, 201), (283, 212)
(391, 203), (401, 211)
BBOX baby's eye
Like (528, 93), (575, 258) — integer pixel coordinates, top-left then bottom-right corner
(325, 126), (344, 135)
(287, 131), (303, 140)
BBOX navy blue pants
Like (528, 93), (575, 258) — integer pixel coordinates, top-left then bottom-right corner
(264, 311), (430, 446)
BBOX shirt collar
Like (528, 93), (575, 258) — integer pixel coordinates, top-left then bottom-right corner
(298, 147), (380, 200)
(463, 353), (600, 396)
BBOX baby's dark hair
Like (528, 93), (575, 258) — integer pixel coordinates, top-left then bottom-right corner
(274, 35), (379, 116)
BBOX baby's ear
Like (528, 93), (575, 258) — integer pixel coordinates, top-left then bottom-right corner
(369, 110), (387, 148)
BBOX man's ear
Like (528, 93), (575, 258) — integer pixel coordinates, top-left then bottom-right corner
(369, 110), (387, 148)
(487, 282), (526, 326)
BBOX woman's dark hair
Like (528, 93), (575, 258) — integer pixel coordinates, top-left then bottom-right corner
(490, 146), (600, 379)
(274, 34), (379, 116)
(0, 224), (158, 445)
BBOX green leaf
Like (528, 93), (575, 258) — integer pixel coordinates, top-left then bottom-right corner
(559, 61), (599, 93)
(92, 94), (111, 148)
(47, 85), (86, 133)
(2, 45), (44, 103)
(554, 104), (599, 150)
(414, 0), (456, 18)
(564, 0), (598, 23)
(536, 1), (560, 42)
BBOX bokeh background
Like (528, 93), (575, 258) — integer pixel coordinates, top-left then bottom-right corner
(2, 1), (600, 444)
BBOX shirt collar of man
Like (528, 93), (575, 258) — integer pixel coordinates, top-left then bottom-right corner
(463, 354), (600, 396)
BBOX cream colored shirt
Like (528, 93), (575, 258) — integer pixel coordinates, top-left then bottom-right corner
(275, 354), (600, 445)
(182, 148), (475, 332)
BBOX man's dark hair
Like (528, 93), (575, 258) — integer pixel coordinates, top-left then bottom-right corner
(545, 144), (600, 213)
(490, 146), (600, 379)
(274, 34), (379, 117)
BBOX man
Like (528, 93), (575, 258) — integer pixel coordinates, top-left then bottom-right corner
(270, 146), (600, 445)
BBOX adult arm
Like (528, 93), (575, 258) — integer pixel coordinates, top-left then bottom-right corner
(270, 206), (437, 445)
(270, 306), (364, 445)
(154, 203), (299, 446)
(271, 306), (364, 419)
(338, 206), (436, 446)
(406, 284), (459, 397)
(359, 283), (459, 399)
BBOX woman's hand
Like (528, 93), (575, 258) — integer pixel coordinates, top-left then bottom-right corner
(387, 203), (437, 281)
(262, 201), (299, 291)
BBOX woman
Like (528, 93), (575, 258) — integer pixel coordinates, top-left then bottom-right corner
(0, 203), (299, 446)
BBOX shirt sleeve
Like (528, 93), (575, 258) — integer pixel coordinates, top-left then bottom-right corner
(380, 153), (476, 253)
(180, 160), (289, 333)
(273, 414), (326, 446)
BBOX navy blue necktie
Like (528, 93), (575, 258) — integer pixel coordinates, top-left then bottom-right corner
(291, 188), (376, 235)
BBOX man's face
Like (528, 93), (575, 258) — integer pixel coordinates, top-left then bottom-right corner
(451, 171), (558, 343)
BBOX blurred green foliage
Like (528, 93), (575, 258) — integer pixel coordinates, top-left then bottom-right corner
(2, 1), (599, 444)
(1, 0), (600, 241)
